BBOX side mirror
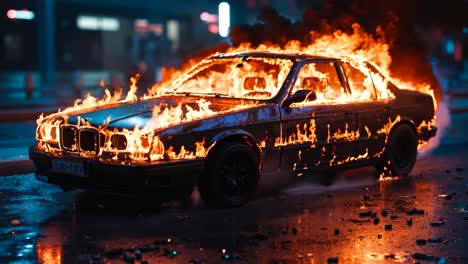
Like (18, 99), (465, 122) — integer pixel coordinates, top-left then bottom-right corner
(283, 90), (317, 107)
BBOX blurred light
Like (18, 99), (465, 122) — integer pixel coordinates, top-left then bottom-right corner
(135, 19), (163, 35)
(208, 24), (219, 34)
(149, 24), (163, 36)
(135, 19), (149, 28)
(77, 15), (119, 31)
(200, 12), (218, 23)
(464, 27), (468, 34)
(167, 20), (180, 50)
(218, 2), (230, 37)
(445, 39), (455, 55)
(200, 12), (209, 21)
(6, 9), (35, 20)
(101, 17), (119, 31)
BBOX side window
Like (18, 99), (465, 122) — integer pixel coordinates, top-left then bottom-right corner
(341, 62), (377, 101)
(291, 62), (346, 103)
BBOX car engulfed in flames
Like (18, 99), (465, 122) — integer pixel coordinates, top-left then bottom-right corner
(30, 50), (437, 208)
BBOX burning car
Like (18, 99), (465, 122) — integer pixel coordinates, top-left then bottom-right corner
(29, 52), (437, 207)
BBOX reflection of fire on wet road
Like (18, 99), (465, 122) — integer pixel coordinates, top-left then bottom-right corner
(19, 159), (464, 263)
(36, 241), (61, 264)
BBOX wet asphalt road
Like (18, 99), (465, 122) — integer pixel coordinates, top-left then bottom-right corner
(1, 116), (468, 263)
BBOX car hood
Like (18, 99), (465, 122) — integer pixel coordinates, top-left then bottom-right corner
(65, 96), (261, 129)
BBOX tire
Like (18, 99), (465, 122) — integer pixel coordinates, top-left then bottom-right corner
(377, 124), (418, 177)
(199, 142), (260, 208)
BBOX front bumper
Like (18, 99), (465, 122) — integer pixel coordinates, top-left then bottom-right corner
(29, 146), (203, 197)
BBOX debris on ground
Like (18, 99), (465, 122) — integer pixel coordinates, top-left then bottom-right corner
(359, 211), (373, 217)
(334, 229), (340, 235)
(428, 237), (443, 243)
(390, 215), (398, 220)
(413, 253), (435, 261)
(134, 249), (142, 260)
(407, 208), (425, 215)
(385, 224), (392, 230)
(327, 257), (339, 263)
(381, 209), (388, 217)
(407, 217), (413, 226)
(373, 217), (380, 225)
(416, 239), (427, 245)
(292, 227), (298, 235)
(10, 219), (21, 226)
(123, 251), (135, 263)
(430, 220), (446, 227)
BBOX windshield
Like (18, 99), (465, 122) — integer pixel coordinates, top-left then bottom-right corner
(165, 56), (294, 100)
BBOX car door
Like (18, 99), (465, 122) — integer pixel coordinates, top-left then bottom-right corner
(339, 61), (392, 158)
(279, 59), (358, 174)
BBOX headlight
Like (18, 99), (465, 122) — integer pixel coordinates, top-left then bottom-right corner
(36, 124), (60, 144)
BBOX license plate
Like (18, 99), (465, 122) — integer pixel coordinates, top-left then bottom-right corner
(51, 159), (85, 177)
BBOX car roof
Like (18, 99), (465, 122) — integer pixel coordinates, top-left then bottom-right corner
(210, 51), (336, 61)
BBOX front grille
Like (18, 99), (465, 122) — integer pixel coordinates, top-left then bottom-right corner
(60, 125), (103, 155)
(61, 125), (79, 151)
(79, 128), (99, 153)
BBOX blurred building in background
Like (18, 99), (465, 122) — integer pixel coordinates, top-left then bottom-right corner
(0, 0), (318, 96)
(0, 0), (466, 99)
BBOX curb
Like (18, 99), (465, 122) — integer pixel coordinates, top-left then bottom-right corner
(0, 160), (34, 177)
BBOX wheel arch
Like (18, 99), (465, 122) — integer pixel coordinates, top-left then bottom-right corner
(206, 129), (262, 167)
(388, 117), (418, 140)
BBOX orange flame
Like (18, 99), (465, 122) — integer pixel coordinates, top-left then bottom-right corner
(35, 23), (436, 166)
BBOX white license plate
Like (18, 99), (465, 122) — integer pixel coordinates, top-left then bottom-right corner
(51, 159), (85, 177)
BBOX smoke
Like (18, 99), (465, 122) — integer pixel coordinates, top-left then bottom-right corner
(227, 1), (442, 100)
(156, 1), (454, 155)
(418, 96), (451, 157)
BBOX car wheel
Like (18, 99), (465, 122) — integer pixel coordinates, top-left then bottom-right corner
(377, 124), (418, 177)
(199, 142), (259, 208)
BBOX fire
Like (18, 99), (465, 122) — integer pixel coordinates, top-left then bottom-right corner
(36, 242), (61, 264)
(35, 22), (437, 166)
(275, 115), (317, 147)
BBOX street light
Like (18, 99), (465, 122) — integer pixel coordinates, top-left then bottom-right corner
(218, 2), (230, 37)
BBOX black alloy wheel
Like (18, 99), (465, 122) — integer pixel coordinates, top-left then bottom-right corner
(377, 124), (418, 177)
(199, 142), (259, 208)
